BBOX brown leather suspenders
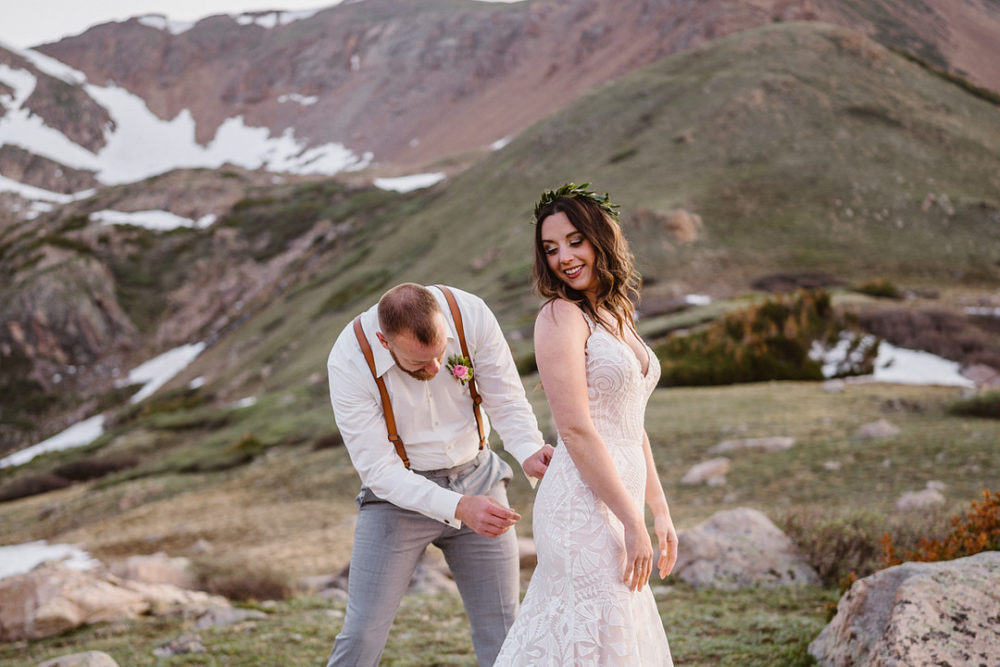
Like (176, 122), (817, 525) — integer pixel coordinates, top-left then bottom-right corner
(351, 285), (485, 469)
(437, 285), (487, 452)
(352, 316), (409, 468)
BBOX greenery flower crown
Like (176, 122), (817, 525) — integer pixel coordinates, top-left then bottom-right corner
(533, 182), (620, 222)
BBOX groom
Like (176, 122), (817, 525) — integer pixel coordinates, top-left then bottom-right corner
(325, 282), (553, 667)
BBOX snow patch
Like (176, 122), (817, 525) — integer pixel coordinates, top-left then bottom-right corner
(685, 294), (712, 306)
(872, 342), (973, 387)
(813, 334), (973, 387)
(235, 9), (323, 29)
(373, 172), (446, 193)
(0, 415), (106, 469)
(93, 209), (202, 231)
(11, 46), (88, 85)
(1, 54), (371, 193)
(231, 396), (258, 409)
(137, 14), (196, 36)
(0, 173), (74, 203)
(966, 306), (1000, 318)
(490, 136), (512, 150)
(0, 541), (100, 581)
(277, 93), (318, 106)
(119, 342), (207, 404)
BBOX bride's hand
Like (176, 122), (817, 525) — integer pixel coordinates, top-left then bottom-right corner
(622, 520), (654, 592)
(655, 513), (678, 579)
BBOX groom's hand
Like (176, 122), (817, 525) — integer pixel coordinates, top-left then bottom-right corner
(522, 444), (555, 479)
(455, 495), (521, 538)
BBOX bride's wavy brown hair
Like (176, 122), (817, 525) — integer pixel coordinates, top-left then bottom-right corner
(533, 193), (640, 337)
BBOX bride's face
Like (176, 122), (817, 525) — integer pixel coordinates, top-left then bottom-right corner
(540, 211), (598, 296)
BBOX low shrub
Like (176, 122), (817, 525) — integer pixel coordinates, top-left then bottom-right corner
(853, 278), (904, 300)
(883, 490), (1000, 566)
(948, 390), (1000, 419)
(655, 289), (876, 386)
(192, 557), (292, 602)
(0, 472), (72, 503)
(53, 453), (140, 482)
(750, 270), (841, 293)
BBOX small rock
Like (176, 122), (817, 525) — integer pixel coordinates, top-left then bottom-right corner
(709, 436), (795, 454)
(895, 488), (945, 511)
(855, 419), (900, 440)
(925, 480), (946, 492)
(152, 633), (205, 658)
(36, 651), (119, 667)
(195, 606), (267, 629)
(823, 461), (842, 471)
(37, 503), (62, 521)
(681, 458), (730, 485)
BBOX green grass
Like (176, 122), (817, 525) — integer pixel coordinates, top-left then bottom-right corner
(0, 586), (834, 666)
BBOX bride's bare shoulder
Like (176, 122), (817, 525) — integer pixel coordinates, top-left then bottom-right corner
(535, 298), (588, 334)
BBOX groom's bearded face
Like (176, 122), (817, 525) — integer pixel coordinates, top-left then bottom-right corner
(382, 318), (449, 381)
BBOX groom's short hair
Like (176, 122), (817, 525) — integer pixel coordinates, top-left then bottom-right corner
(378, 283), (444, 345)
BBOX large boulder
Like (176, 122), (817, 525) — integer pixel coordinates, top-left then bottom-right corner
(0, 562), (228, 641)
(673, 508), (819, 589)
(36, 652), (119, 667)
(809, 551), (1000, 666)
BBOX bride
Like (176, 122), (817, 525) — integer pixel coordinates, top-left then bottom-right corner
(495, 184), (677, 665)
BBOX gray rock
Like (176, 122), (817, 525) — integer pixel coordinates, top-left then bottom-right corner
(152, 633), (205, 658)
(681, 458), (730, 486)
(809, 552), (1000, 666)
(36, 651), (118, 667)
(895, 488), (945, 512)
(709, 436), (795, 454)
(195, 606), (267, 629)
(855, 419), (900, 440)
(673, 508), (819, 589)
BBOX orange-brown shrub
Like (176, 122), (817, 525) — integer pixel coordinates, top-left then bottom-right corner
(883, 490), (1000, 566)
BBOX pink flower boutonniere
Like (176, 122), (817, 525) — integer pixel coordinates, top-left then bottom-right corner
(447, 354), (474, 385)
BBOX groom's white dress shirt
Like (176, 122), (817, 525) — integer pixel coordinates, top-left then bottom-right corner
(327, 286), (544, 527)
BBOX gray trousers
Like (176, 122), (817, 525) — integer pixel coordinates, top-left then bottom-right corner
(326, 449), (520, 667)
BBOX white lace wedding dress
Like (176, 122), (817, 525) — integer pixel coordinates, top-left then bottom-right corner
(495, 317), (672, 666)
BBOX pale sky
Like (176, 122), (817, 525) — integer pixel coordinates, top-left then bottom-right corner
(0, 1), (339, 49)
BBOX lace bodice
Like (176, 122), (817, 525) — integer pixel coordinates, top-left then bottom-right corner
(584, 320), (660, 448)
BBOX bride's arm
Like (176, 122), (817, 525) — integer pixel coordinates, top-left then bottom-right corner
(642, 431), (678, 578)
(534, 299), (653, 592)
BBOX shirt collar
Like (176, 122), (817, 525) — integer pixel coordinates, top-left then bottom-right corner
(362, 304), (455, 378)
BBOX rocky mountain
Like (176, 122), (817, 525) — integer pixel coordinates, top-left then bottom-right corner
(2, 0), (999, 199)
(1, 2), (998, 453)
